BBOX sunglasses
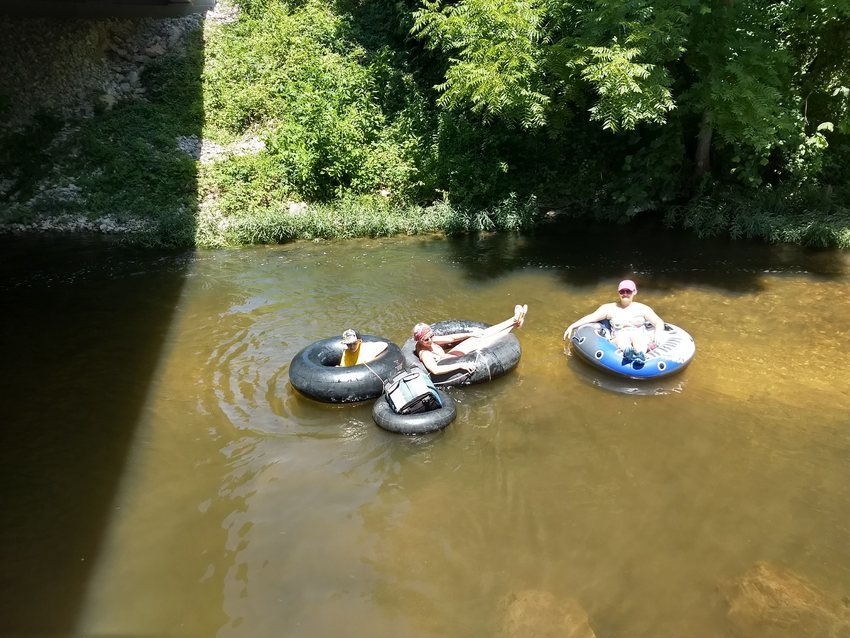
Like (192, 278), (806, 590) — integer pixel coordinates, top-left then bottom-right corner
(618, 289), (634, 295)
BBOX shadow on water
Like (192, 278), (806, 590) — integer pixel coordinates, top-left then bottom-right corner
(441, 217), (849, 293)
(0, 241), (193, 634)
(0, 5), (205, 633)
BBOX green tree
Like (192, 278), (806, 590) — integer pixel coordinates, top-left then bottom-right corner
(412, 0), (850, 188)
(413, 0), (687, 131)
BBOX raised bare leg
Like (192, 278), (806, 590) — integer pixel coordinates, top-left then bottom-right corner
(448, 305), (527, 355)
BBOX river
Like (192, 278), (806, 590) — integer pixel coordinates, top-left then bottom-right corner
(1, 221), (849, 637)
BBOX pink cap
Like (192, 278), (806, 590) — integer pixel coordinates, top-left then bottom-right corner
(618, 279), (637, 293)
(413, 323), (433, 342)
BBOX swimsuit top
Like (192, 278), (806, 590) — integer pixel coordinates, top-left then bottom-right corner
(608, 306), (646, 331)
(416, 342), (446, 361)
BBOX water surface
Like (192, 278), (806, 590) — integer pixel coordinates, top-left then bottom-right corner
(2, 223), (849, 637)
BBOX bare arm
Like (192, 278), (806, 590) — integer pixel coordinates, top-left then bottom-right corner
(432, 331), (477, 346)
(642, 305), (666, 343)
(563, 305), (611, 340)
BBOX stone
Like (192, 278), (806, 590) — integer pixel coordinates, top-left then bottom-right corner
(175, 135), (202, 159)
(232, 136), (265, 156)
(500, 590), (596, 638)
(720, 561), (850, 638)
(145, 43), (166, 57)
(108, 44), (129, 59)
(168, 25), (183, 45)
(288, 201), (308, 216)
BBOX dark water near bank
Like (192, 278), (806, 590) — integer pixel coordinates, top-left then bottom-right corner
(2, 222), (849, 637)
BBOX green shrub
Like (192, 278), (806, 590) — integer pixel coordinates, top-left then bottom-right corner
(665, 184), (850, 249)
(202, 0), (433, 204)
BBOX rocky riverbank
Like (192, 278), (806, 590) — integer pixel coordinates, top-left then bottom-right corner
(0, 14), (204, 130)
(0, 1), (243, 238)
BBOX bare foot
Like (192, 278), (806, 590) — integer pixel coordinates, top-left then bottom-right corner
(513, 304), (528, 328)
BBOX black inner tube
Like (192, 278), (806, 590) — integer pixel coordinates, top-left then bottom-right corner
(372, 390), (457, 435)
(401, 319), (521, 386)
(289, 335), (404, 403)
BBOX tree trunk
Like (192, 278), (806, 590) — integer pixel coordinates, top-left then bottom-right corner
(694, 110), (713, 178)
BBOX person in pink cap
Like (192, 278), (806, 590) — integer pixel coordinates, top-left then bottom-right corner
(562, 279), (665, 363)
(413, 304), (528, 376)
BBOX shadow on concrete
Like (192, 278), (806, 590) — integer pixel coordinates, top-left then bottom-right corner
(0, 0), (216, 19)
(0, 4), (207, 634)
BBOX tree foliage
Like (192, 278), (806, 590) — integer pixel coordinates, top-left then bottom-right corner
(204, 0), (434, 203)
(209, 0), (850, 244)
(413, 0), (687, 131)
(412, 0), (551, 127)
(413, 0), (850, 190)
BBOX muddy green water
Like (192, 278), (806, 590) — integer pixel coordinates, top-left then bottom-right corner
(1, 223), (849, 637)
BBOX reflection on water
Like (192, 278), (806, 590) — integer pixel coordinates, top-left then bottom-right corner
(2, 222), (850, 637)
(565, 350), (688, 396)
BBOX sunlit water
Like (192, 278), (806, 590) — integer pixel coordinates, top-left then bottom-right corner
(2, 223), (849, 637)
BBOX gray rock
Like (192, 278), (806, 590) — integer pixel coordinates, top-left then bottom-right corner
(167, 26), (183, 45)
(145, 43), (166, 57)
(288, 201), (308, 215)
(108, 44), (128, 58)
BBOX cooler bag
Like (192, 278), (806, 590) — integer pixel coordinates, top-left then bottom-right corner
(384, 369), (443, 414)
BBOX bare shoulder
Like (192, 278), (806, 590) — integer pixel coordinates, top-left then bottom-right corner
(420, 350), (441, 368)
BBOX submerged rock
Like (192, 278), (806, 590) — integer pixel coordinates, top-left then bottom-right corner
(500, 589), (596, 638)
(720, 561), (850, 638)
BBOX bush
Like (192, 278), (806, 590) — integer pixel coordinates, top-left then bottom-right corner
(664, 184), (850, 249)
(202, 0), (434, 205)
